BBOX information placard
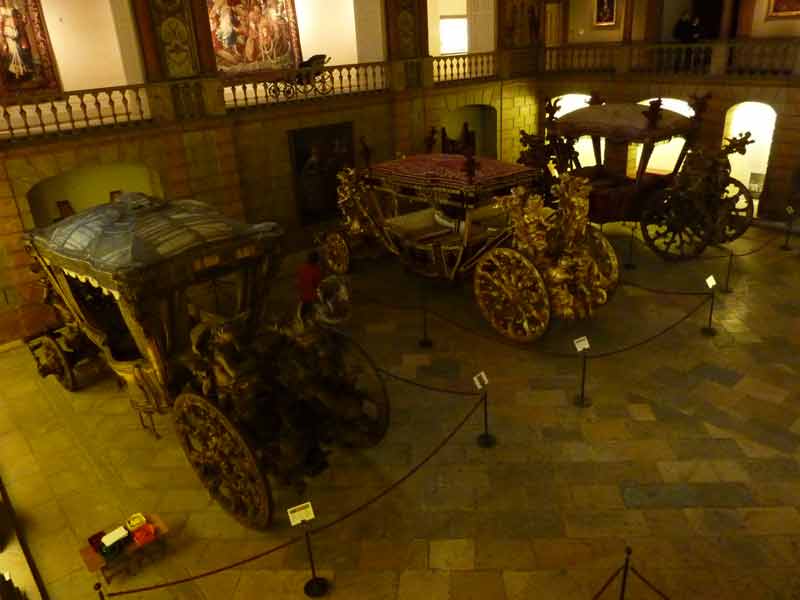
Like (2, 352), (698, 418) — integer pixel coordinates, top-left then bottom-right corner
(706, 275), (717, 289)
(287, 502), (315, 527)
(473, 371), (489, 390)
(574, 336), (590, 352)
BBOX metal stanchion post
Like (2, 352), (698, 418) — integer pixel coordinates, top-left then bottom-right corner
(624, 226), (637, 270)
(93, 583), (106, 599)
(574, 354), (591, 407)
(618, 547), (632, 600)
(303, 529), (329, 598)
(476, 388), (496, 448)
(418, 284), (433, 349)
(722, 250), (734, 294)
(701, 290), (717, 337)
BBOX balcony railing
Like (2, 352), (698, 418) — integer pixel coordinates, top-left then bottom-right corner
(544, 44), (616, 73)
(544, 39), (800, 79)
(223, 61), (388, 109)
(433, 52), (496, 84)
(0, 84), (151, 141)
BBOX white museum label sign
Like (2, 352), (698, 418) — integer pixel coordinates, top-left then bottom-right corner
(287, 502), (315, 527)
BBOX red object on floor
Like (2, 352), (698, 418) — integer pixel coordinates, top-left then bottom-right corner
(297, 262), (322, 303)
(132, 523), (156, 546)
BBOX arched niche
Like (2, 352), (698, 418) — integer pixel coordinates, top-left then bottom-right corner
(444, 104), (498, 158)
(551, 93), (603, 168)
(628, 98), (695, 177)
(27, 163), (163, 229)
(723, 102), (776, 215)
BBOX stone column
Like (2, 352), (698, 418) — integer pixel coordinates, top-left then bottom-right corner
(719, 0), (736, 40)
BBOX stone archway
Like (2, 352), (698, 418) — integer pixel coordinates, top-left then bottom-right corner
(26, 162), (163, 229)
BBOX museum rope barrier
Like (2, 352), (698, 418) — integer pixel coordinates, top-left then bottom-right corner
(98, 375), (484, 598)
(590, 547), (670, 600)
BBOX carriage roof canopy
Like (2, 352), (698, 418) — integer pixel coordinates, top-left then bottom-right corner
(26, 193), (283, 288)
(370, 154), (536, 196)
(551, 103), (693, 143)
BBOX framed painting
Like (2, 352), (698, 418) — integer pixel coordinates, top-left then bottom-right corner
(767, 0), (800, 17)
(207, 0), (303, 75)
(593, 0), (616, 27)
(0, 0), (61, 97)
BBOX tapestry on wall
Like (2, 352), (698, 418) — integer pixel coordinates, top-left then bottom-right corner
(0, 0), (60, 97)
(207, 0), (302, 74)
(501, 0), (541, 48)
(768, 0), (800, 17)
(593, 0), (616, 27)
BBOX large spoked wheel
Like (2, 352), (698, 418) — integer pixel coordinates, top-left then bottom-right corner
(718, 177), (754, 243)
(333, 334), (390, 448)
(586, 227), (620, 295)
(174, 393), (274, 530)
(640, 189), (714, 261)
(31, 335), (77, 391)
(473, 248), (551, 343)
(314, 70), (334, 95)
(323, 231), (351, 274)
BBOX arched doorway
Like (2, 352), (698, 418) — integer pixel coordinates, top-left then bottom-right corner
(444, 104), (498, 158)
(27, 163), (163, 229)
(629, 98), (695, 177)
(723, 102), (777, 216)
(551, 93), (603, 167)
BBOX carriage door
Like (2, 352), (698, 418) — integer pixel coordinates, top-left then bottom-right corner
(467, 0), (495, 53)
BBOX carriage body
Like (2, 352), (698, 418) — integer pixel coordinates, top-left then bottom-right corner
(24, 193), (389, 529)
(541, 99), (754, 260)
(324, 154), (619, 343)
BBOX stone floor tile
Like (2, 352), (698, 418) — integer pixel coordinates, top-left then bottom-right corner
(749, 482), (800, 506)
(734, 376), (790, 404)
(398, 570), (450, 600)
(563, 484), (625, 510)
(429, 539), (474, 570)
(358, 539), (428, 570)
(739, 507), (800, 535)
(563, 510), (650, 538)
(450, 570), (506, 600)
(329, 570), (398, 600)
(744, 458), (800, 481)
(233, 569), (335, 600)
(641, 509), (694, 536)
(657, 460), (720, 483)
(475, 540), (536, 570)
(683, 508), (746, 536)
(627, 403), (656, 421)
(531, 538), (625, 571)
(708, 459), (751, 482)
(503, 570), (592, 600)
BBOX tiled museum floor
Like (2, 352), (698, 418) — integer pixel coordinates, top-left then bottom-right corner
(2, 224), (800, 599)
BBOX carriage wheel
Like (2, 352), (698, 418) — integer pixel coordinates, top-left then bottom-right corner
(323, 231), (350, 274)
(473, 248), (550, 343)
(174, 392), (274, 530)
(586, 227), (619, 294)
(314, 71), (334, 95)
(640, 189), (714, 261)
(333, 334), (390, 448)
(32, 335), (77, 391)
(718, 177), (754, 243)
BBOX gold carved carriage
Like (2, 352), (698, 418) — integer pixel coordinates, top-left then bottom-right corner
(322, 153), (619, 342)
(24, 193), (389, 529)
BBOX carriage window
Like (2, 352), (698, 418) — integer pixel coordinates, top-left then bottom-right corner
(185, 269), (243, 319)
(66, 278), (142, 362)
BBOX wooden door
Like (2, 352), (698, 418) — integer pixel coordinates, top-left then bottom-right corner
(468, 0), (496, 53)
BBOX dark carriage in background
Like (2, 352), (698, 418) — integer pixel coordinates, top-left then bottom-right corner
(520, 95), (755, 260)
(23, 193), (389, 529)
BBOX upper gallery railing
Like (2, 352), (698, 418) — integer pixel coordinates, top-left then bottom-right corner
(0, 84), (151, 140)
(544, 38), (800, 79)
(223, 61), (388, 108)
(433, 52), (496, 84)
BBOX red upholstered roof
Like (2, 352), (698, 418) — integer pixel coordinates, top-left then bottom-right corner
(370, 154), (535, 195)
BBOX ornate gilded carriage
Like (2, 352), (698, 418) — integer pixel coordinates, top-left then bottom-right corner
(322, 153), (619, 343)
(24, 193), (389, 529)
(525, 96), (754, 260)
